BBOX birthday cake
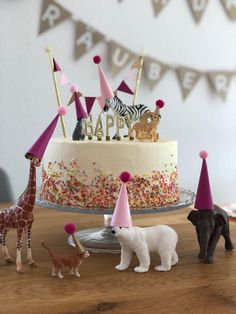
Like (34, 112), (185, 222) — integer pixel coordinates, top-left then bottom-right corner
(40, 138), (179, 209)
(34, 54), (180, 210)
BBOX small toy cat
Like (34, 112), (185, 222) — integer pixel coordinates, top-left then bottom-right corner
(42, 241), (89, 279)
(42, 223), (90, 279)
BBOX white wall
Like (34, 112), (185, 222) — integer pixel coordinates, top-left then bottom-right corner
(1, 0), (236, 204)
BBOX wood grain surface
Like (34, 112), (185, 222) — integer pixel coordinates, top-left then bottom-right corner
(0, 204), (235, 314)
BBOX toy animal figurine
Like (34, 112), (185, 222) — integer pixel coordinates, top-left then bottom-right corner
(187, 151), (234, 264)
(70, 92), (87, 141)
(128, 99), (164, 142)
(188, 205), (234, 264)
(111, 171), (178, 273)
(72, 118), (86, 141)
(42, 224), (90, 279)
(0, 156), (40, 273)
(112, 225), (178, 273)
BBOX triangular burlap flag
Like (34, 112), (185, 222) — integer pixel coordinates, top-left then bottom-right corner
(208, 71), (233, 101)
(151, 0), (170, 17)
(144, 57), (169, 90)
(187, 0), (209, 23)
(74, 21), (104, 60)
(177, 66), (202, 100)
(220, 0), (236, 20)
(38, 0), (71, 35)
(108, 41), (137, 77)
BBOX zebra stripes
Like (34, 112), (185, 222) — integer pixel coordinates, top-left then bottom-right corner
(105, 96), (150, 122)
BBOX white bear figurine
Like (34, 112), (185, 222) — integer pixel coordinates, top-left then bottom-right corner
(112, 225), (178, 273)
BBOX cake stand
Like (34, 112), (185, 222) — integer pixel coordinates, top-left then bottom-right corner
(36, 188), (194, 253)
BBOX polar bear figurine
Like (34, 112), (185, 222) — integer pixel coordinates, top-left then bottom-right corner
(112, 225), (178, 273)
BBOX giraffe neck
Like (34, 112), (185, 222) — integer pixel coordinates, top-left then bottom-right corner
(17, 162), (37, 212)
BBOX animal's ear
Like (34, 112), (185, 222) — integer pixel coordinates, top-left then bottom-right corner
(215, 213), (227, 226)
(141, 112), (151, 121)
(187, 210), (198, 225)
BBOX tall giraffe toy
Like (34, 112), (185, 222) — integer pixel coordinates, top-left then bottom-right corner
(0, 157), (40, 273)
(0, 106), (67, 273)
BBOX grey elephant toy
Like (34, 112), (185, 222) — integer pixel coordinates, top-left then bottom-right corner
(189, 150), (234, 264)
(187, 205), (234, 264)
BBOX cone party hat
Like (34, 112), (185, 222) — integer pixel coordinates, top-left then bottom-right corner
(64, 223), (86, 254)
(93, 55), (114, 108)
(25, 106), (67, 161)
(194, 150), (214, 210)
(111, 171), (132, 227)
(74, 93), (87, 119)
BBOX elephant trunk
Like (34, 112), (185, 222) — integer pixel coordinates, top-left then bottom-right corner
(197, 228), (211, 261)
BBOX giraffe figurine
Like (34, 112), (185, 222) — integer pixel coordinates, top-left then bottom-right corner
(0, 156), (40, 274)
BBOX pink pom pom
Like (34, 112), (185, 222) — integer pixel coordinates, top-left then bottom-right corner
(156, 99), (165, 109)
(70, 84), (78, 93)
(57, 106), (67, 116)
(199, 150), (208, 159)
(119, 171), (131, 183)
(93, 55), (101, 64)
(64, 223), (76, 234)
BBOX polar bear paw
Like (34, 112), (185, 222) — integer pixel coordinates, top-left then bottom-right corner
(115, 264), (129, 271)
(134, 266), (149, 273)
(154, 265), (171, 272)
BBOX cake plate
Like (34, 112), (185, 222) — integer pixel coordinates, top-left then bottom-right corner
(36, 188), (194, 253)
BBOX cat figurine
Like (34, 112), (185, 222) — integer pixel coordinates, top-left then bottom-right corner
(42, 241), (90, 279)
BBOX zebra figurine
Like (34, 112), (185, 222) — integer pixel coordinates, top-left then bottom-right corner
(103, 96), (150, 130)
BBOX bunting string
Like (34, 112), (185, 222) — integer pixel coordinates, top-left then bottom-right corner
(39, 0), (236, 102)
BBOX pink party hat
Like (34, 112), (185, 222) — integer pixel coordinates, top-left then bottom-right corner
(74, 93), (87, 119)
(111, 172), (132, 227)
(93, 55), (114, 101)
(194, 151), (214, 210)
(25, 106), (67, 161)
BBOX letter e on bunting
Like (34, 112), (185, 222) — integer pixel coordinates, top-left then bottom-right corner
(221, 0), (236, 20)
(151, 0), (170, 17)
(108, 41), (136, 77)
(177, 66), (202, 100)
(39, 0), (71, 35)
(144, 57), (169, 90)
(208, 71), (233, 101)
(74, 21), (104, 60)
(187, 0), (209, 23)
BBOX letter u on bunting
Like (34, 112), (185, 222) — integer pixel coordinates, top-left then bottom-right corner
(151, 0), (171, 17)
(74, 21), (104, 60)
(39, 0), (71, 35)
(208, 71), (233, 101)
(177, 66), (203, 100)
(221, 0), (236, 20)
(144, 57), (169, 90)
(187, 0), (209, 23)
(108, 41), (137, 77)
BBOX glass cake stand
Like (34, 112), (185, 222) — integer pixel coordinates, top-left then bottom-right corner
(36, 187), (194, 253)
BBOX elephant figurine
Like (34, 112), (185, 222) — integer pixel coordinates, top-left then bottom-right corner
(72, 118), (86, 141)
(187, 205), (234, 264)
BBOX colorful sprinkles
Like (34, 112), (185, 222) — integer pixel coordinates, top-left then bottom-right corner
(41, 160), (179, 209)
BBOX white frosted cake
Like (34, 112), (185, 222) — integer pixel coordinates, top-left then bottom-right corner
(40, 138), (179, 209)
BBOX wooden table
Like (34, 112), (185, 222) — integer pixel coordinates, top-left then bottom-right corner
(0, 204), (235, 314)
